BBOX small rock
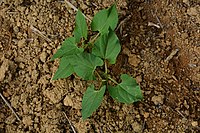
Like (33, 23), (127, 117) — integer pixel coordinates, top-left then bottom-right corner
(31, 69), (39, 81)
(128, 54), (141, 67)
(75, 120), (88, 133)
(73, 98), (82, 109)
(187, 7), (198, 16)
(22, 115), (33, 126)
(13, 26), (19, 33)
(191, 121), (198, 127)
(143, 112), (149, 118)
(40, 51), (47, 63)
(17, 39), (26, 48)
(63, 95), (73, 107)
(122, 46), (131, 55)
(80, 3), (88, 10)
(11, 95), (20, 108)
(43, 88), (63, 104)
(5, 115), (16, 124)
(22, 104), (29, 114)
(0, 59), (9, 81)
(151, 95), (164, 105)
(197, 73), (200, 80)
(136, 76), (142, 83)
(183, 0), (189, 5)
(132, 122), (142, 132)
(183, 100), (189, 109)
(143, 62), (149, 68)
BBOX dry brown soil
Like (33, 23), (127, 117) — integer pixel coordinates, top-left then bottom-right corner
(0, 0), (199, 133)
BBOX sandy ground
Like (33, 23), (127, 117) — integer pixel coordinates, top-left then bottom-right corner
(0, 0), (199, 132)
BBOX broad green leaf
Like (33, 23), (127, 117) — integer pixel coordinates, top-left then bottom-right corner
(73, 10), (88, 42)
(108, 74), (143, 104)
(52, 56), (75, 80)
(82, 85), (106, 120)
(73, 53), (104, 80)
(91, 4), (118, 34)
(51, 37), (84, 61)
(92, 29), (121, 64)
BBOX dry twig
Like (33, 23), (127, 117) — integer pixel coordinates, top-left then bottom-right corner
(151, 10), (163, 29)
(64, 0), (91, 22)
(63, 112), (76, 133)
(142, 120), (146, 132)
(30, 25), (51, 42)
(164, 48), (179, 62)
(0, 4), (12, 16)
(175, 109), (186, 118)
(99, 127), (104, 133)
(148, 22), (160, 28)
(169, 106), (186, 119)
(116, 15), (131, 34)
(0, 92), (21, 121)
(65, 0), (78, 12)
(106, 125), (113, 133)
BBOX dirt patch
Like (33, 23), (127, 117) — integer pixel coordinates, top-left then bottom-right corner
(0, 0), (199, 132)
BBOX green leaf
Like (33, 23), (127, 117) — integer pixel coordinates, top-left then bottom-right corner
(108, 74), (143, 104)
(73, 10), (88, 43)
(82, 85), (106, 120)
(51, 37), (84, 61)
(92, 29), (121, 64)
(52, 56), (75, 80)
(91, 4), (118, 34)
(73, 53), (104, 80)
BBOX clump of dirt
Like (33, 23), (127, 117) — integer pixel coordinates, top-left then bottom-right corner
(0, 0), (199, 133)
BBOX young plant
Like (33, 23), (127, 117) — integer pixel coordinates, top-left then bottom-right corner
(51, 4), (143, 119)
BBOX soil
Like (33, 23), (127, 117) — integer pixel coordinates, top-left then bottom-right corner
(0, 0), (199, 133)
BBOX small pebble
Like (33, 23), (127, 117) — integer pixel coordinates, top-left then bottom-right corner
(191, 121), (198, 127)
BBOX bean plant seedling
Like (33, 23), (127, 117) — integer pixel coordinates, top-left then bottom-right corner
(51, 4), (143, 119)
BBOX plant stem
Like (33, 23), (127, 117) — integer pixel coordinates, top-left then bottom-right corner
(108, 77), (118, 85)
(90, 32), (100, 44)
(105, 60), (108, 74)
(95, 70), (102, 80)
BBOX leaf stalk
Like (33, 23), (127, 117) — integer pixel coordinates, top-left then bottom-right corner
(108, 76), (118, 85)
(90, 32), (100, 44)
(105, 60), (108, 74)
